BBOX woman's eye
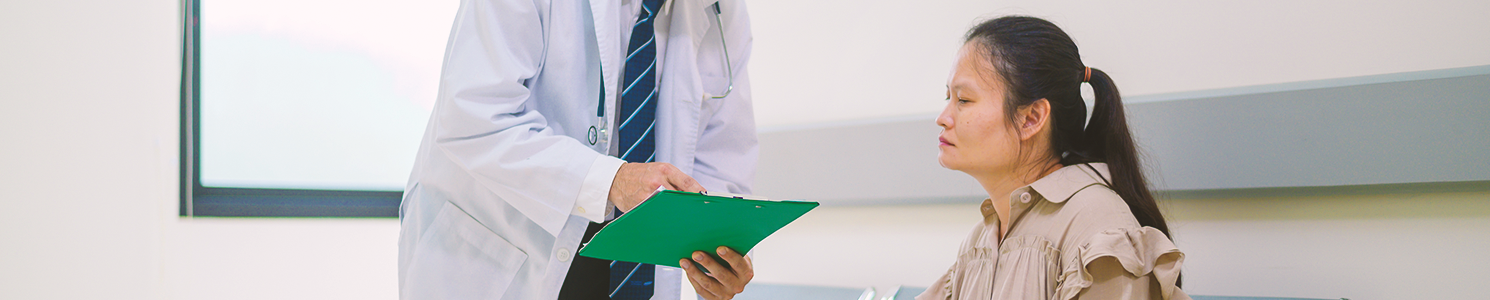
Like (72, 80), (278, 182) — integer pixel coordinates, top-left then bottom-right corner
(957, 99), (971, 104)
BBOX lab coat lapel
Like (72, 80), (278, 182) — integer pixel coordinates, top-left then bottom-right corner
(652, 0), (715, 175)
(588, 0), (620, 152)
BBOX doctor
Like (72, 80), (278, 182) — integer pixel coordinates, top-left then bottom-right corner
(397, 0), (758, 299)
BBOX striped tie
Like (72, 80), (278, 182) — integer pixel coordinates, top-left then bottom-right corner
(611, 0), (662, 299)
(617, 0), (661, 164)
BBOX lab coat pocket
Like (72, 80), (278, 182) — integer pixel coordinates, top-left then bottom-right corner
(402, 202), (528, 300)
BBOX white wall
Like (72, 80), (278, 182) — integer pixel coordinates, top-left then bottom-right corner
(2, 0), (1487, 300)
(164, 219), (397, 299)
(0, 1), (398, 299)
(1, 0), (178, 298)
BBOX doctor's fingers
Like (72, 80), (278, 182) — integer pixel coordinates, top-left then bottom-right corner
(634, 162), (699, 192)
(681, 259), (728, 300)
(715, 246), (754, 283)
(691, 251), (745, 294)
(663, 167), (706, 194)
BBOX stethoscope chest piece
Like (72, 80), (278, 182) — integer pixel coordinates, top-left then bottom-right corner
(587, 126), (599, 145)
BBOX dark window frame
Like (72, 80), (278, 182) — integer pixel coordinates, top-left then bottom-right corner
(180, 0), (401, 217)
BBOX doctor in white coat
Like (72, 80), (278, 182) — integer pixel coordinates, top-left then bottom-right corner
(397, 0), (757, 299)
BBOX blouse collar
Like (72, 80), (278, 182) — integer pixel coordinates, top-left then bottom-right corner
(979, 163), (1113, 220)
(1027, 163), (1112, 204)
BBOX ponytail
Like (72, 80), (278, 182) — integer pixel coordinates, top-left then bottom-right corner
(1076, 67), (1180, 287)
(1078, 68), (1171, 238)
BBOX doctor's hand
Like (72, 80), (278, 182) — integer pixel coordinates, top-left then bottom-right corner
(680, 246), (754, 300)
(609, 162), (705, 212)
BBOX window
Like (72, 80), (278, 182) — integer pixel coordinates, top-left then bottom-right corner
(180, 0), (456, 216)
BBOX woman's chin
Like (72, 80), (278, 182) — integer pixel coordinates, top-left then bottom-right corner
(937, 155), (961, 170)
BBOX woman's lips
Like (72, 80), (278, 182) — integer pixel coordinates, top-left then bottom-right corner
(939, 136), (953, 146)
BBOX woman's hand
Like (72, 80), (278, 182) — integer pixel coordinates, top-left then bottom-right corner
(680, 246), (754, 300)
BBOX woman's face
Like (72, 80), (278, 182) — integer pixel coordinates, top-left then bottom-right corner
(937, 42), (1022, 176)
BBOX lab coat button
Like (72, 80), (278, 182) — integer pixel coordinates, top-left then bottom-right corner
(557, 249), (571, 262)
(577, 206), (587, 214)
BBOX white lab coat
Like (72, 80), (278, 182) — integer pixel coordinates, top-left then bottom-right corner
(397, 0), (756, 299)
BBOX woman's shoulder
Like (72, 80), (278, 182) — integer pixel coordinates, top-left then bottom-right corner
(1028, 164), (1139, 228)
(1059, 184), (1140, 229)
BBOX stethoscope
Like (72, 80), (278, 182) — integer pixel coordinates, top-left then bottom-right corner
(588, 2), (734, 146)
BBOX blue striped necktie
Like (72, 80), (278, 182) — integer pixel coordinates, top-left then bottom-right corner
(611, 0), (662, 299)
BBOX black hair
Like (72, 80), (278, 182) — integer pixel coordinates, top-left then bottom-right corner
(965, 16), (1175, 262)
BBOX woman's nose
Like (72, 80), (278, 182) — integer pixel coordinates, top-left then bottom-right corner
(936, 103), (954, 129)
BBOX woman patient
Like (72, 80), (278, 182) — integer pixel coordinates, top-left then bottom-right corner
(918, 16), (1188, 300)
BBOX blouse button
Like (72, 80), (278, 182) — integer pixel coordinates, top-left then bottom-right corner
(1019, 192), (1032, 203)
(557, 248), (572, 262)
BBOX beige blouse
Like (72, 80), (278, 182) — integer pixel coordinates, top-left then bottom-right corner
(917, 163), (1189, 300)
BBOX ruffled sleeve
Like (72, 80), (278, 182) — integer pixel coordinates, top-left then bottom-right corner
(1054, 227), (1189, 300)
(915, 265), (954, 300)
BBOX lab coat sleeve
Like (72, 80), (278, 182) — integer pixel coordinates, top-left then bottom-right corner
(691, 0), (758, 194)
(433, 0), (622, 236)
(571, 163), (615, 223)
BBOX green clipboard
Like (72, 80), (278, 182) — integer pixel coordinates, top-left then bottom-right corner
(577, 190), (819, 268)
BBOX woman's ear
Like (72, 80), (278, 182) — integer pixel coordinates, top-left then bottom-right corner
(1018, 99), (1052, 141)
